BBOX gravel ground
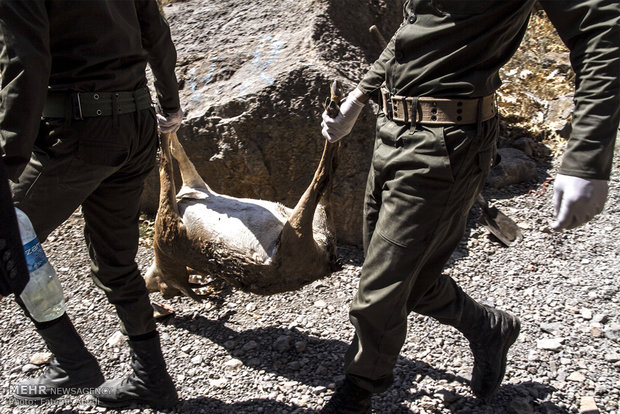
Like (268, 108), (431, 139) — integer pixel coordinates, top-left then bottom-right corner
(1, 137), (619, 414)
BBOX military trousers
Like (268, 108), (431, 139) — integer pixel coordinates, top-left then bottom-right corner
(12, 107), (159, 337)
(345, 113), (498, 392)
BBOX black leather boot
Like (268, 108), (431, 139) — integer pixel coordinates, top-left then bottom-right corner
(94, 331), (178, 410)
(320, 376), (372, 413)
(14, 313), (105, 402)
(457, 296), (521, 401)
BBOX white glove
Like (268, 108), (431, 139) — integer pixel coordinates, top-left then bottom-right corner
(551, 173), (608, 231)
(157, 108), (184, 133)
(321, 93), (365, 143)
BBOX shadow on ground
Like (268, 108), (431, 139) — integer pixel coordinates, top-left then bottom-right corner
(162, 312), (568, 414)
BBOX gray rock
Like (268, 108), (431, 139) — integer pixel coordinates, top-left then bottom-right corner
(604, 353), (620, 363)
(540, 322), (563, 334)
(273, 335), (292, 352)
(21, 364), (39, 374)
(604, 325), (620, 341)
(537, 338), (564, 351)
(486, 148), (537, 189)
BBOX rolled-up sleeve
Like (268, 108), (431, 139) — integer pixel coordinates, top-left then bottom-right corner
(541, 0), (620, 180)
(135, 0), (180, 114)
(0, 0), (51, 181)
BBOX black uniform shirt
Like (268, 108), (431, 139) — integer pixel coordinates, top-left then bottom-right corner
(0, 0), (180, 180)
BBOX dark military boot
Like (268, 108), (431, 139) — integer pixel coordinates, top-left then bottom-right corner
(14, 313), (105, 402)
(457, 297), (521, 401)
(94, 331), (178, 410)
(320, 376), (372, 413)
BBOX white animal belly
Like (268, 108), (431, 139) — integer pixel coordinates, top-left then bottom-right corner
(177, 190), (291, 264)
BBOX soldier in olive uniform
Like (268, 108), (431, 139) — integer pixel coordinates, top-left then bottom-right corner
(320, 0), (618, 412)
(0, 0), (184, 409)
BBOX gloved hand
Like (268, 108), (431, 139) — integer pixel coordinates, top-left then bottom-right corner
(551, 173), (608, 231)
(321, 92), (366, 143)
(157, 108), (184, 133)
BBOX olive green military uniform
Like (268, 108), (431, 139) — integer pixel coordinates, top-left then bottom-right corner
(0, 0), (180, 336)
(346, 0), (619, 392)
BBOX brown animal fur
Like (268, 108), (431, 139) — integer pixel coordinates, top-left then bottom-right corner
(144, 131), (340, 300)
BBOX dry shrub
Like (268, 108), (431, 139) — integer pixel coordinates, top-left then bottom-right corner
(498, 8), (574, 153)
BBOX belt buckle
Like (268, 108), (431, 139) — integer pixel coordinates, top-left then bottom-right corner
(71, 93), (83, 120)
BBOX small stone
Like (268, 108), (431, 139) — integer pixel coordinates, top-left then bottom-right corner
(287, 361), (302, 370)
(29, 352), (53, 365)
(567, 371), (586, 382)
(209, 378), (228, 388)
(604, 325), (620, 341)
(579, 396), (599, 413)
(242, 340), (258, 351)
(314, 300), (327, 309)
(224, 358), (243, 369)
(312, 386), (327, 395)
(21, 364), (39, 374)
(537, 338), (563, 351)
(245, 302), (256, 312)
(223, 340), (237, 349)
(295, 341), (307, 353)
(282, 380), (297, 389)
(273, 335), (292, 352)
(181, 344), (192, 353)
(604, 353), (620, 363)
(590, 326), (604, 338)
(191, 355), (203, 365)
(106, 331), (125, 348)
(580, 308), (593, 320)
(540, 322), (563, 334)
(315, 365), (328, 376)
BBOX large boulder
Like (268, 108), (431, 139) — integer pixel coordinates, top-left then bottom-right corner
(141, 0), (405, 245)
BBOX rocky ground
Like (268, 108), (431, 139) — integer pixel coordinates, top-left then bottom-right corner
(1, 132), (619, 414)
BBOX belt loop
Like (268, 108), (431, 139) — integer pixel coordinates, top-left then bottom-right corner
(71, 93), (83, 121)
(475, 97), (483, 138)
(383, 89), (393, 120)
(409, 97), (418, 133)
(112, 93), (120, 127)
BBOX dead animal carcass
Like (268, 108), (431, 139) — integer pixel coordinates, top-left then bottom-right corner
(144, 131), (340, 300)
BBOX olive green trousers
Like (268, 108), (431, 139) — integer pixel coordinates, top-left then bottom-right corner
(345, 114), (498, 392)
(12, 108), (158, 337)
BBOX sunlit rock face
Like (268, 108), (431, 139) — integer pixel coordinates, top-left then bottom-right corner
(142, 0), (405, 245)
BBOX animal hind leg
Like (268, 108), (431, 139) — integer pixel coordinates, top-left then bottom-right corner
(167, 132), (210, 190)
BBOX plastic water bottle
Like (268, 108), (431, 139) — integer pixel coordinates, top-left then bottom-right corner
(15, 208), (66, 322)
